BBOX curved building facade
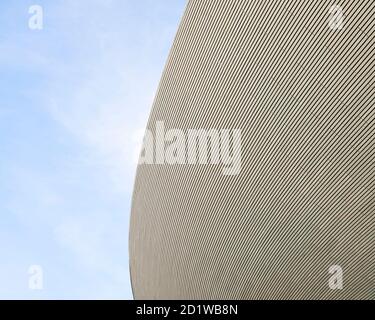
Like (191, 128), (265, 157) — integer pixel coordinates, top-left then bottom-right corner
(130, 0), (374, 299)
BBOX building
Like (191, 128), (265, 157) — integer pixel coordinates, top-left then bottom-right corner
(129, 0), (374, 299)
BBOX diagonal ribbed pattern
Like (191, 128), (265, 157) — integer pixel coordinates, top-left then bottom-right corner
(129, 0), (374, 299)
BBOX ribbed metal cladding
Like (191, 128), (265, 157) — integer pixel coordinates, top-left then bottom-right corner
(129, 0), (374, 300)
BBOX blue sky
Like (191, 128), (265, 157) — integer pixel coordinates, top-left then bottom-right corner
(0, 0), (186, 299)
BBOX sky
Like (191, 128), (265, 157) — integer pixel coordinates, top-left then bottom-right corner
(0, 0), (186, 299)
